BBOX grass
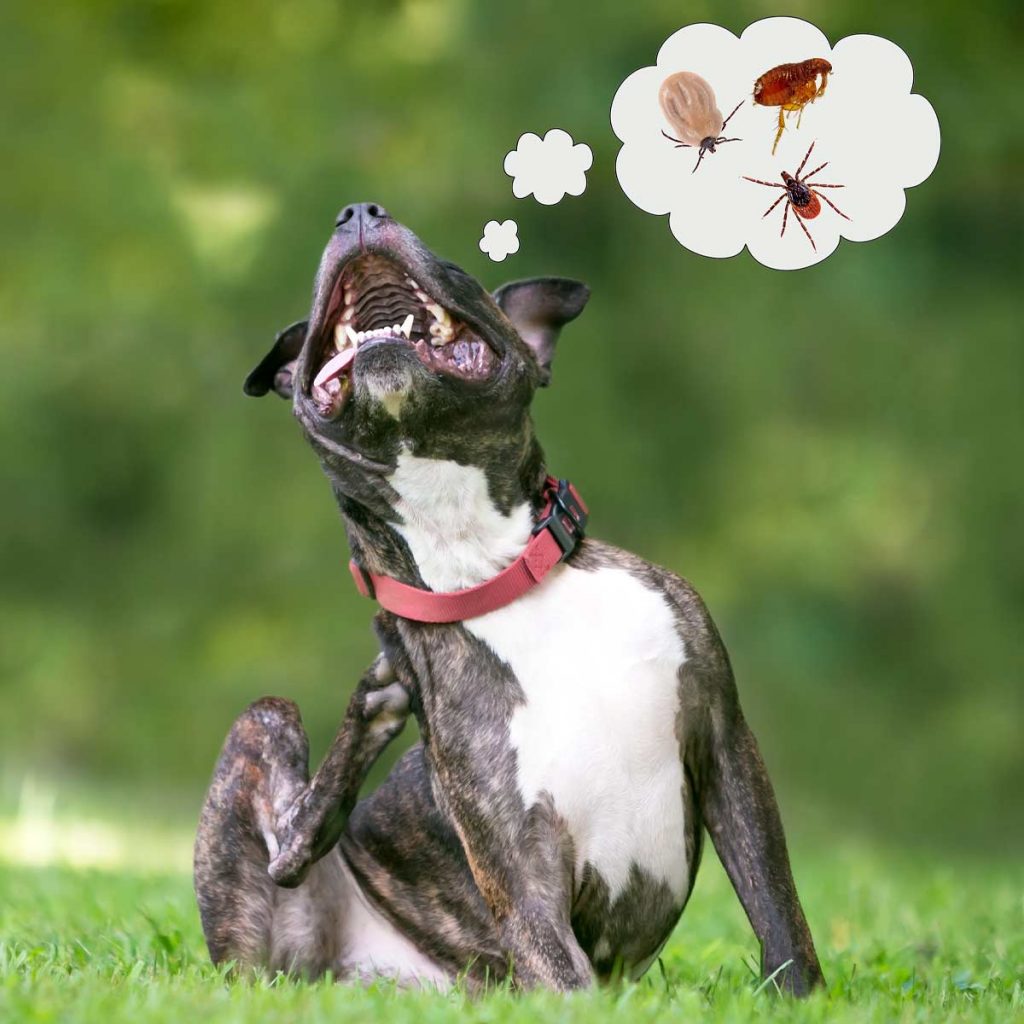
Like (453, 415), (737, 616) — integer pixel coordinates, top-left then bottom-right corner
(0, 802), (1021, 1023)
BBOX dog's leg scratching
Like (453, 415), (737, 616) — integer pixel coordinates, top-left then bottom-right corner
(268, 654), (411, 887)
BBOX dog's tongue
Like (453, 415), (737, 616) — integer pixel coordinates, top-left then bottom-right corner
(313, 347), (356, 388)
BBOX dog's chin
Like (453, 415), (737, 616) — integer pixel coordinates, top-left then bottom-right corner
(354, 342), (417, 420)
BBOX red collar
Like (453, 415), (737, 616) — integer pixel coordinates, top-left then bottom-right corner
(349, 476), (588, 623)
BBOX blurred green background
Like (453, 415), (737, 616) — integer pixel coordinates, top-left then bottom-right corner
(0, 0), (1020, 856)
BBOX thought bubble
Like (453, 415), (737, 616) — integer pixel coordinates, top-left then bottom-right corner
(504, 129), (593, 205)
(611, 18), (940, 269)
(479, 219), (520, 262)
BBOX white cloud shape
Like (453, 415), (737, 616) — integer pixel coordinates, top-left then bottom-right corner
(611, 18), (941, 270)
(504, 129), (593, 206)
(479, 219), (520, 262)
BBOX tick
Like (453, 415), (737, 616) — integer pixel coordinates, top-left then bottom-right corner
(753, 58), (832, 154)
(659, 71), (743, 173)
(742, 141), (850, 251)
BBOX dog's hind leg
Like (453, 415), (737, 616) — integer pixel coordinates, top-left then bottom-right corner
(193, 695), (313, 972)
(193, 657), (410, 975)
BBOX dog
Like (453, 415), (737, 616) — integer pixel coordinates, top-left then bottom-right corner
(193, 202), (824, 994)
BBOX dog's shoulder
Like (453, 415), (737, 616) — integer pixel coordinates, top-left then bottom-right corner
(569, 538), (742, 758)
(569, 537), (734, 684)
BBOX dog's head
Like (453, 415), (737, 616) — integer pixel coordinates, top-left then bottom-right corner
(245, 203), (588, 508)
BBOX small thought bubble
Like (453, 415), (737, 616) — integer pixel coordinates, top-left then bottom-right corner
(611, 18), (940, 269)
(479, 219), (520, 262)
(504, 129), (593, 205)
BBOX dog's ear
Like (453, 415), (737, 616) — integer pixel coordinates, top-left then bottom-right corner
(493, 278), (589, 385)
(243, 320), (308, 399)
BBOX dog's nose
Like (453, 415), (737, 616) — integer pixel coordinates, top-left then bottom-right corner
(335, 202), (391, 229)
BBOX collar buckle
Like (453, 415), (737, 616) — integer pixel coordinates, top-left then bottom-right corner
(533, 477), (589, 560)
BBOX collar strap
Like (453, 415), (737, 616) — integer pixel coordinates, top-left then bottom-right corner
(349, 476), (588, 623)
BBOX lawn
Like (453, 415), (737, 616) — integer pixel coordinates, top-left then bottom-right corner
(0, 804), (1021, 1024)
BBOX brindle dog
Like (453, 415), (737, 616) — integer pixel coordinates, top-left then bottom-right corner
(194, 202), (824, 994)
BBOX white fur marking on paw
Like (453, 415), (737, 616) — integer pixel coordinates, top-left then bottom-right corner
(364, 682), (409, 718)
(373, 655), (395, 685)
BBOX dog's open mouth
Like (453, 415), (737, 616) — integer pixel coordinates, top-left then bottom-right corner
(310, 255), (497, 416)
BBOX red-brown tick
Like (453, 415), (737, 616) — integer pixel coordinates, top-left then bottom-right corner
(742, 141), (850, 251)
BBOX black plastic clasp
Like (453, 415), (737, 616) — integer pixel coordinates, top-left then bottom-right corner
(534, 478), (588, 560)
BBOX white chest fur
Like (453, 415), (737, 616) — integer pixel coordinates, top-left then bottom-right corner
(390, 451), (534, 592)
(466, 564), (690, 903)
(387, 454), (690, 904)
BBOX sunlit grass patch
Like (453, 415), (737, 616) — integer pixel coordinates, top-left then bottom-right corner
(1, 806), (1021, 1023)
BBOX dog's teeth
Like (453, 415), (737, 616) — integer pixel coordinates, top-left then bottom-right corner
(334, 322), (346, 350)
(362, 327), (398, 341)
(400, 314), (414, 339)
(426, 302), (450, 326)
(341, 305), (355, 324)
(346, 325), (360, 346)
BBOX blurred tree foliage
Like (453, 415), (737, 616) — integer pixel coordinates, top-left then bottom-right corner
(0, 0), (1021, 851)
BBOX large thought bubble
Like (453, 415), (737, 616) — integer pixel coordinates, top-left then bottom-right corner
(611, 18), (941, 270)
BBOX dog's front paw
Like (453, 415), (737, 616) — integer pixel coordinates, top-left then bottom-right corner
(360, 656), (411, 741)
(363, 681), (410, 738)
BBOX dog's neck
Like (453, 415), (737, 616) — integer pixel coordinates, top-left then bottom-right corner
(334, 439), (546, 593)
